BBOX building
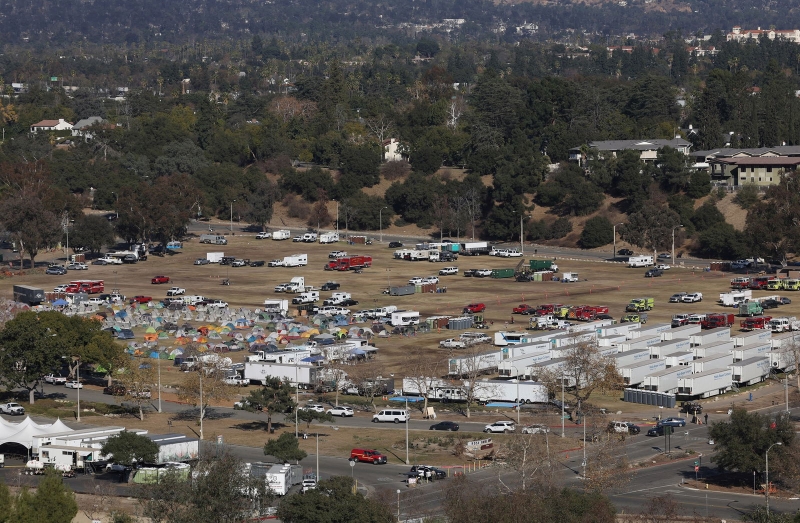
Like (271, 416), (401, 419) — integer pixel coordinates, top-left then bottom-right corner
(72, 116), (107, 139)
(383, 138), (407, 163)
(30, 118), (73, 134)
(691, 146), (800, 186)
(569, 138), (691, 166)
(727, 26), (800, 44)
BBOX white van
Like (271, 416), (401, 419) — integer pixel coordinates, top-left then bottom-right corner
(372, 409), (409, 423)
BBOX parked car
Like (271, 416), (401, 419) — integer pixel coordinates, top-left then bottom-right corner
(438, 267), (458, 276)
(301, 478), (317, 492)
(92, 259), (108, 265)
(53, 285), (69, 293)
(194, 258), (210, 265)
(223, 376), (248, 386)
(0, 403), (25, 415)
(231, 259), (248, 267)
(521, 424), (550, 434)
(645, 269), (663, 278)
(329, 251), (347, 258)
(669, 292), (688, 303)
(292, 236), (303, 242)
(249, 260), (265, 267)
(762, 299), (781, 309)
(268, 259), (284, 267)
(87, 297), (105, 306)
(388, 242), (403, 248)
(682, 293), (703, 303)
(301, 404), (326, 413)
(780, 297), (792, 305)
(408, 277), (424, 285)
(130, 296), (153, 304)
(463, 303), (486, 314)
(409, 465), (447, 479)
(46, 266), (67, 275)
(255, 232), (271, 239)
(98, 256), (123, 265)
(327, 406), (354, 417)
(607, 421), (633, 434)
(655, 264), (671, 270)
(484, 421), (515, 433)
(473, 269), (492, 277)
(429, 421), (459, 431)
(103, 385), (126, 396)
(65, 381), (83, 389)
(657, 417), (687, 427)
(617, 249), (634, 256)
(513, 304), (536, 315)
(66, 262), (88, 270)
(658, 252), (671, 259)
(44, 374), (67, 384)
(625, 422), (641, 435)
(151, 275), (170, 284)
(349, 448), (387, 464)
(421, 276), (439, 284)
(166, 287), (185, 296)
(206, 299), (228, 309)
(321, 281), (341, 291)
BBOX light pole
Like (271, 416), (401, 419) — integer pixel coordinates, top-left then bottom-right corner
(75, 357), (81, 422)
(379, 207), (388, 243)
(785, 378), (789, 413)
(612, 222), (624, 260)
(230, 199), (236, 233)
(561, 375), (565, 438)
(582, 417), (587, 478)
(157, 347), (163, 413)
(766, 441), (782, 514)
(520, 213), (524, 255)
(316, 432), (320, 484)
(671, 225), (684, 264)
(405, 397), (409, 465)
(199, 371), (204, 440)
(295, 364), (299, 438)
(512, 366), (522, 425)
(396, 489), (401, 521)
(333, 199), (339, 235)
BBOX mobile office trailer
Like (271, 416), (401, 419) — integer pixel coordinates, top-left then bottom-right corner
(691, 340), (736, 359)
(568, 319), (615, 333)
(678, 368), (733, 399)
(244, 362), (320, 387)
(249, 463), (303, 496)
(38, 445), (102, 470)
(447, 350), (502, 376)
(283, 254), (308, 267)
(661, 324), (702, 340)
(629, 323), (672, 339)
(13, 285), (44, 305)
(731, 357), (771, 386)
(319, 232), (339, 244)
(733, 329), (773, 346)
(391, 310), (420, 327)
(494, 331), (533, 347)
(402, 377), (453, 396)
(768, 348), (797, 372)
(598, 324), (635, 338)
(272, 230), (291, 240)
(610, 349), (651, 368)
(146, 434), (200, 463)
(690, 352), (734, 373)
(628, 255), (654, 267)
(472, 379), (549, 404)
(719, 290), (752, 307)
(664, 351), (694, 367)
(262, 299), (289, 314)
(642, 365), (695, 393)
(498, 351), (552, 377)
(389, 285), (415, 296)
(733, 341), (772, 362)
(690, 327), (731, 346)
(621, 359), (667, 386)
(648, 339), (692, 358)
(247, 350), (315, 364)
(615, 335), (662, 352)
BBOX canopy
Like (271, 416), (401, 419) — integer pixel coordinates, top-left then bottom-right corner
(52, 299), (68, 306)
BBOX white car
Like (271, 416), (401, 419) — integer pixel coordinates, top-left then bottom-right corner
(292, 236), (303, 242)
(474, 269), (492, 277)
(484, 421), (516, 434)
(44, 374), (67, 384)
(268, 259), (284, 267)
(327, 406), (354, 417)
(491, 249), (507, 257)
(301, 404), (325, 413)
(67, 262), (88, 270)
(65, 381), (83, 389)
(422, 276), (439, 284)
(658, 253), (671, 259)
(207, 299), (228, 309)
(682, 293), (703, 303)
(438, 267), (458, 276)
(501, 250), (523, 258)
(86, 297), (105, 306)
(224, 376), (247, 386)
(98, 256), (123, 265)
(655, 264), (671, 270)
(329, 251), (347, 258)
(167, 287), (186, 296)
(53, 284), (69, 293)
(408, 277), (424, 285)
(439, 338), (466, 349)
(302, 478), (317, 493)
(256, 232), (271, 239)
(521, 424), (550, 434)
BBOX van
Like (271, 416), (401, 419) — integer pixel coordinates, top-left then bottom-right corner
(372, 409), (409, 423)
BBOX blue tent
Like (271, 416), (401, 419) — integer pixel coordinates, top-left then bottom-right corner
(52, 299), (68, 306)
(301, 355), (325, 362)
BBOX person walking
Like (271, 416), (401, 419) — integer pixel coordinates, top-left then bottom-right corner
(704, 413), (708, 425)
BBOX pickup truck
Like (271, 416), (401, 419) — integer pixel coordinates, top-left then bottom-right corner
(463, 303), (486, 314)
(315, 306), (351, 316)
(131, 296), (152, 304)
(439, 338), (466, 349)
(329, 251), (347, 258)
(321, 281), (341, 291)
(0, 403), (25, 415)
(44, 374), (68, 384)
(166, 287), (186, 296)
(224, 376), (248, 386)
(151, 275), (170, 284)
(268, 259), (285, 267)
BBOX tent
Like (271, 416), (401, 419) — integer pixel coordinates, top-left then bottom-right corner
(52, 299), (68, 306)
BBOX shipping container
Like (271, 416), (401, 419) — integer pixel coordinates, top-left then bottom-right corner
(690, 327), (731, 346)
(491, 268), (515, 279)
(648, 339), (692, 358)
(678, 368), (733, 398)
(13, 285), (45, 305)
(529, 260), (556, 271)
(621, 359), (667, 386)
(690, 352), (734, 373)
(730, 357), (771, 386)
(389, 285), (415, 296)
(642, 365), (694, 393)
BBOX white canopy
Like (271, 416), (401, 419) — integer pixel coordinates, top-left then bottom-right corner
(0, 416), (74, 449)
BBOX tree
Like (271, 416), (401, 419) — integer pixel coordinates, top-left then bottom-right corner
(12, 469), (78, 523)
(686, 170), (712, 198)
(101, 431), (159, 468)
(277, 476), (393, 523)
(115, 356), (157, 420)
(345, 358), (385, 413)
(735, 183), (761, 209)
(708, 408), (793, 474)
(0, 482), (12, 523)
(177, 363), (234, 432)
(620, 201), (680, 258)
(70, 214), (116, 254)
(402, 349), (446, 416)
(579, 216), (614, 249)
(0, 190), (61, 268)
(451, 344), (495, 418)
(244, 179), (278, 231)
(242, 376), (296, 433)
(744, 172), (800, 263)
(297, 409), (334, 429)
(264, 432), (307, 463)
(500, 432), (555, 492)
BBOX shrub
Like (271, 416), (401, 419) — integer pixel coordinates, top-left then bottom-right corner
(579, 216), (614, 249)
(734, 183), (760, 209)
(548, 217), (573, 239)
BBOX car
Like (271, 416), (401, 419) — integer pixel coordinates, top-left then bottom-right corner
(624, 422), (641, 435)
(166, 287), (185, 296)
(389, 242), (403, 248)
(439, 338), (466, 349)
(617, 249), (634, 256)
(647, 425), (665, 437)
(429, 421), (460, 431)
(669, 292), (688, 303)
(762, 299), (781, 309)
(438, 267), (458, 276)
(151, 275), (170, 284)
(292, 236), (303, 242)
(231, 259), (248, 267)
(340, 298), (359, 307)
(484, 421), (516, 433)
(349, 448), (387, 464)
(53, 284), (69, 293)
(301, 404), (326, 413)
(44, 374), (67, 384)
(513, 304), (535, 315)
(657, 417), (687, 427)
(474, 269), (492, 277)
(87, 297), (105, 306)
(501, 249), (523, 258)
(103, 385), (126, 396)
(645, 269), (663, 278)
(268, 259), (284, 267)
(607, 421), (633, 434)
(98, 256), (123, 265)
(655, 264), (671, 270)
(779, 297), (792, 305)
(301, 478), (317, 493)
(65, 381), (83, 389)
(682, 293), (703, 303)
(66, 262), (88, 270)
(46, 266), (67, 275)
(131, 296), (153, 304)
(91, 259), (108, 265)
(658, 253), (671, 259)
(327, 406), (354, 417)
(249, 260), (265, 267)
(521, 424), (550, 434)
(422, 276), (439, 284)
(409, 465), (447, 480)
(463, 303), (486, 314)
(223, 376), (248, 386)
(194, 258), (210, 265)
(206, 299), (228, 309)
(321, 281), (341, 291)
(408, 277), (424, 285)
(123, 254), (138, 263)
(0, 403), (25, 415)
(256, 232), (271, 239)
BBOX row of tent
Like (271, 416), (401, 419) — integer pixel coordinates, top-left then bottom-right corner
(0, 416), (73, 450)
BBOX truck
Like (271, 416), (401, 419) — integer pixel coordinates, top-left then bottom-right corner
(206, 252), (224, 263)
(460, 241), (491, 256)
(472, 379), (549, 404)
(529, 260), (559, 272)
(268, 230), (289, 240)
(244, 362), (320, 387)
(628, 255), (654, 268)
(262, 299), (289, 314)
(678, 368), (733, 398)
(671, 314), (690, 327)
(749, 276), (774, 290)
(621, 313), (647, 324)
(730, 276), (751, 289)
(390, 310), (420, 326)
(284, 277), (306, 293)
(769, 317), (800, 332)
(323, 292), (351, 305)
(740, 316), (773, 331)
(739, 301), (764, 317)
(568, 305), (609, 321)
(249, 462), (303, 496)
(719, 290), (752, 307)
(626, 297), (655, 312)
(439, 338), (466, 349)
(283, 254), (308, 267)
(13, 285), (45, 305)
(731, 357), (771, 386)
(701, 313), (735, 329)
(65, 280), (105, 294)
(561, 272), (579, 283)
(621, 359), (667, 386)
(292, 291), (319, 305)
(325, 255), (373, 271)
(319, 232), (339, 244)
(0, 403), (25, 415)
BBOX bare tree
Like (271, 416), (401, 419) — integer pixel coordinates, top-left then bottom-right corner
(177, 355), (235, 431)
(583, 430), (632, 494)
(402, 349), (447, 415)
(364, 114), (394, 159)
(451, 345), (496, 418)
(498, 432), (555, 492)
(431, 194), (451, 241)
(323, 359), (351, 408)
(447, 96), (466, 131)
(116, 357), (158, 421)
(340, 200), (359, 237)
(346, 358), (386, 413)
(462, 186), (482, 240)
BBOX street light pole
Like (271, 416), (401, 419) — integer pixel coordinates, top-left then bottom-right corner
(76, 359), (81, 422)
(672, 225), (684, 265)
(612, 223), (624, 260)
(396, 489), (401, 521)
(379, 207), (388, 243)
(520, 213), (524, 255)
(766, 441), (782, 514)
(295, 364), (299, 438)
(199, 371), (204, 440)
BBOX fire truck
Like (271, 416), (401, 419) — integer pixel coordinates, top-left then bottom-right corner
(324, 255), (373, 271)
(567, 305), (609, 321)
(739, 316), (773, 331)
(730, 277), (751, 290)
(700, 313), (735, 329)
(65, 280), (105, 294)
(748, 277), (775, 290)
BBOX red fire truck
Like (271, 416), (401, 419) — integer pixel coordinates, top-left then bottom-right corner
(701, 313), (735, 329)
(65, 280), (105, 294)
(740, 316), (772, 331)
(325, 255), (373, 271)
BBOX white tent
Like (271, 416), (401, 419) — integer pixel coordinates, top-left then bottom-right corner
(0, 417), (73, 448)
(49, 419), (72, 433)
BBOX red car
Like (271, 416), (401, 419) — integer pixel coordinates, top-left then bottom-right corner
(463, 303), (486, 314)
(151, 275), (170, 284)
(513, 304), (535, 315)
(131, 296), (153, 304)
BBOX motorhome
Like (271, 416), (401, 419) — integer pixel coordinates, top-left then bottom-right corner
(391, 310), (420, 327)
(628, 255), (654, 268)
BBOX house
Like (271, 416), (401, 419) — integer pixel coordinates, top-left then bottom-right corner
(691, 146), (800, 186)
(569, 138), (691, 166)
(71, 116), (107, 139)
(383, 138), (407, 163)
(30, 119), (73, 134)
(727, 26), (800, 44)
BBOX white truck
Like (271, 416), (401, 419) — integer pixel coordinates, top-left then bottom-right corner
(166, 287), (186, 296)
(206, 252), (224, 263)
(471, 379), (549, 404)
(628, 255), (654, 268)
(262, 299), (290, 314)
(272, 230), (291, 240)
(292, 291), (319, 304)
(283, 254), (308, 267)
(284, 277), (306, 293)
(323, 292), (351, 305)
(719, 290), (752, 307)
(439, 338), (466, 349)
(561, 272), (579, 283)
(249, 462), (303, 496)
(0, 403), (25, 415)
(319, 232), (339, 244)
(769, 317), (800, 333)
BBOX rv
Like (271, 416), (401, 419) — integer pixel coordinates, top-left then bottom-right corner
(272, 230), (291, 240)
(628, 255), (654, 268)
(391, 311), (420, 327)
(319, 232), (339, 244)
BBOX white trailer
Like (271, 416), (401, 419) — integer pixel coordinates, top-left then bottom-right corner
(769, 331), (800, 348)
(283, 254), (308, 267)
(247, 350), (315, 364)
(610, 349), (651, 368)
(719, 290), (752, 307)
(648, 339), (692, 358)
(38, 445), (103, 470)
(147, 434), (200, 463)
(690, 352), (734, 373)
(629, 323), (672, 339)
(642, 365), (694, 393)
(768, 348), (797, 372)
(691, 340), (735, 359)
(548, 331), (595, 348)
(615, 335), (661, 352)
(598, 334), (627, 347)
(391, 310), (420, 326)
(690, 327), (731, 346)
(272, 230), (291, 240)
(567, 319), (615, 333)
(664, 351), (693, 367)
(319, 232), (339, 244)
(661, 324), (701, 340)
(498, 351), (551, 377)
(500, 340), (552, 359)
(598, 324), (635, 337)
(678, 368), (733, 398)
(206, 252), (224, 263)
(402, 377), (452, 396)
(731, 357), (771, 386)
(733, 329), (772, 347)
(472, 379), (549, 404)
(733, 341), (772, 362)
(494, 331), (533, 347)
(262, 299), (289, 314)
(249, 463), (303, 496)
(628, 255), (654, 267)
(621, 359), (667, 386)
(448, 350), (502, 376)
(244, 362), (320, 387)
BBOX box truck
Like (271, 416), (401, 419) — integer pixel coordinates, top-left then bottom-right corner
(678, 368), (733, 398)
(621, 359), (667, 386)
(249, 463), (303, 496)
(13, 285), (45, 305)
(262, 299), (289, 314)
(731, 357), (771, 386)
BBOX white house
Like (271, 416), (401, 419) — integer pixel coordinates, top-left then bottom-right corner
(30, 118), (73, 134)
(383, 138), (407, 162)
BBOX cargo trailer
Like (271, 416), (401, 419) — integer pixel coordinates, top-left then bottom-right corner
(610, 349), (651, 368)
(598, 334), (627, 347)
(648, 339), (692, 358)
(500, 340), (552, 359)
(206, 252), (224, 263)
(548, 331), (595, 348)
(529, 259), (557, 271)
(661, 324), (702, 340)
(664, 351), (694, 367)
(568, 319), (615, 333)
(690, 327), (731, 346)
(615, 335), (662, 352)
(678, 368), (733, 398)
(498, 351), (551, 377)
(768, 348), (797, 372)
(598, 324), (635, 338)
(642, 365), (695, 393)
(389, 285), (416, 296)
(691, 340), (735, 359)
(730, 357), (771, 386)
(472, 379), (549, 404)
(391, 310), (420, 326)
(146, 434), (200, 463)
(628, 323), (672, 339)
(769, 331), (800, 348)
(448, 350), (502, 376)
(13, 285), (45, 305)
(491, 268), (515, 279)
(621, 359), (667, 386)
(733, 329), (772, 347)
(244, 362), (320, 387)
(732, 341), (772, 362)
(249, 462), (303, 496)
(690, 352), (734, 373)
